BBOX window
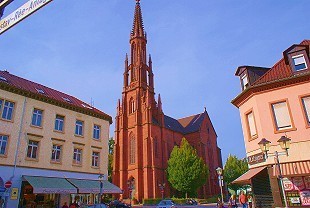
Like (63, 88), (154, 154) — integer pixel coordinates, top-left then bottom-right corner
(301, 96), (310, 125)
(129, 98), (135, 114)
(73, 148), (82, 164)
(293, 55), (307, 71)
(93, 125), (101, 140)
(31, 108), (43, 127)
(35, 88), (45, 94)
(241, 74), (249, 90)
(51, 144), (62, 162)
(92, 151), (100, 167)
(27, 140), (39, 159)
(75, 120), (83, 136)
(246, 111), (257, 139)
(55, 115), (64, 132)
(271, 101), (293, 131)
(1, 100), (15, 120)
(0, 135), (8, 155)
(129, 134), (136, 164)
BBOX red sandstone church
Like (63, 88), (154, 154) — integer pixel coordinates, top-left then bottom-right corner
(113, 0), (222, 201)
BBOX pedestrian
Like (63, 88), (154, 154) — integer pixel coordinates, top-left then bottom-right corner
(62, 202), (69, 208)
(69, 202), (76, 208)
(248, 194), (253, 208)
(239, 191), (247, 208)
(217, 196), (223, 208)
(229, 194), (237, 208)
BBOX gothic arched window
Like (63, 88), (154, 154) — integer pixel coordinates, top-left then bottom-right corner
(129, 97), (135, 114)
(129, 134), (136, 164)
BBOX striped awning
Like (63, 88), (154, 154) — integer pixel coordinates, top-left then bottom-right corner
(67, 178), (122, 194)
(23, 176), (77, 194)
(273, 160), (310, 177)
(232, 166), (266, 185)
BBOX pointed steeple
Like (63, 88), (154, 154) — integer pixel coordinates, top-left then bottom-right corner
(131, 0), (146, 39)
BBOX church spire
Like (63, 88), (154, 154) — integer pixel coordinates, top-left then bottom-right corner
(131, 0), (146, 39)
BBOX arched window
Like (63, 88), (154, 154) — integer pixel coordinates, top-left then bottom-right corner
(129, 97), (135, 114)
(129, 134), (136, 164)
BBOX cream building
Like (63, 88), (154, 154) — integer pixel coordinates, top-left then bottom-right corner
(232, 40), (310, 207)
(0, 70), (121, 208)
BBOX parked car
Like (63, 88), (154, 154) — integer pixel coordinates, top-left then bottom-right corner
(186, 199), (198, 205)
(156, 199), (177, 208)
(83, 203), (109, 208)
(109, 200), (131, 208)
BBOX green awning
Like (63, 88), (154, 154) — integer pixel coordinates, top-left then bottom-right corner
(23, 176), (77, 194)
(67, 178), (122, 194)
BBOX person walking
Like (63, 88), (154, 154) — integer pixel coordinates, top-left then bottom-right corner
(239, 191), (247, 208)
(248, 194), (253, 208)
(62, 202), (69, 208)
(229, 194), (237, 208)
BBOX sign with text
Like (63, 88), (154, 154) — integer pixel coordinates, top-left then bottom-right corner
(283, 178), (294, 191)
(0, 0), (52, 34)
(0, 0), (13, 9)
(247, 152), (265, 165)
(300, 190), (310, 206)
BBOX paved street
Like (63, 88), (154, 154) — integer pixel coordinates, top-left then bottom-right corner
(133, 204), (220, 208)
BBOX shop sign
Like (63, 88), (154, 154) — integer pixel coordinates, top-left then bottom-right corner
(39, 188), (75, 194)
(283, 177), (294, 191)
(293, 177), (305, 191)
(10, 188), (18, 200)
(247, 152), (265, 165)
(0, 0), (53, 34)
(290, 197), (301, 204)
(304, 176), (310, 189)
(300, 190), (310, 206)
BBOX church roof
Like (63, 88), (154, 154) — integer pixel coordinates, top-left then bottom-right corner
(0, 70), (112, 123)
(163, 112), (207, 134)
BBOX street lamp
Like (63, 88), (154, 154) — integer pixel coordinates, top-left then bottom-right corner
(127, 178), (135, 206)
(258, 136), (291, 208)
(98, 174), (104, 203)
(158, 183), (166, 199)
(216, 167), (224, 204)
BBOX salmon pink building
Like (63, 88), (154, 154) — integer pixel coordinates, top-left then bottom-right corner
(232, 40), (310, 207)
(112, 1), (222, 201)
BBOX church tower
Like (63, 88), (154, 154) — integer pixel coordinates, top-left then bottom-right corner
(113, 0), (165, 201)
(113, 0), (222, 202)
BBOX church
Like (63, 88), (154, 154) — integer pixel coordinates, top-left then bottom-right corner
(113, 0), (222, 201)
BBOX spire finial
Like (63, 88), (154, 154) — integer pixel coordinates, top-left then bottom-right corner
(131, 0), (145, 38)
(136, 0), (140, 3)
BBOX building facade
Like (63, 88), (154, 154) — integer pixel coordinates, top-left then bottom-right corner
(0, 70), (121, 207)
(232, 40), (310, 207)
(112, 1), (222, 201)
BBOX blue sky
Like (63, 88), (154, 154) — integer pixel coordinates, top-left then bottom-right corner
(0, 0), (309, 163)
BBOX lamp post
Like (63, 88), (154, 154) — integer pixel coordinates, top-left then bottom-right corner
(98, 174), (104, 204)
(158, 183), (166, 199)
(127, 178), (134, 206)
(258, 136), (291, 208)
(216, 167), (224, 204)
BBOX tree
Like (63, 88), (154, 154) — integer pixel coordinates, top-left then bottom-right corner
(108, 137), (115, 182)
(167, 138), (209, 198)
(223, 155), (248, 192)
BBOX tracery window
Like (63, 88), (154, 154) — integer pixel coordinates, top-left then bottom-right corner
(129, 134), (136, 164)
(129, 98), (136, 114)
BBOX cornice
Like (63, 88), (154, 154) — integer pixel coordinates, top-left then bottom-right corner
(232, 72), (310, 108)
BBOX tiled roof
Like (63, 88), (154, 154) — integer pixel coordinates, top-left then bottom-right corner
(253, 39), (310, 85)
(163, 113), (206, 134)
(0, 70), (112, 123)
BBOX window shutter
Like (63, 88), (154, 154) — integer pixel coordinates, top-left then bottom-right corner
(272, 102), (292, 130)
(302, 97), (310, 123)
(247, 112), (257, 137)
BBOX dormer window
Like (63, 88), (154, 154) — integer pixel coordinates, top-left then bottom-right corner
(241, 74), (249, 90)
(36, 88), (45, 94)
(292, 54), (307, 71)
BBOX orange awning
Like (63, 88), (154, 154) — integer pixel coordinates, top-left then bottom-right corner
(232, 166), (266, 185)
(273, 160), (310, 177)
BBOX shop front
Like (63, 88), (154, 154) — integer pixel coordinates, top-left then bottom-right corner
(272, 160), (310, 207)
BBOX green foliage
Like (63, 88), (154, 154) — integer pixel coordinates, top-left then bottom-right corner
(108, 137), (114, 182)
(223, 155), (248, 191)
(142, 198), (162, 205)
(167, 138), (209, 197)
